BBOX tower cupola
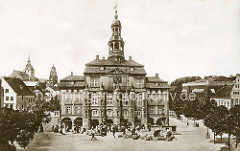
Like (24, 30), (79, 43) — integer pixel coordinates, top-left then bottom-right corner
(108, 4), (125, 63)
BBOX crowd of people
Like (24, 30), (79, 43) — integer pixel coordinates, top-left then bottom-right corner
(51, 123), (175, 141)
(52, 124), (85, 135)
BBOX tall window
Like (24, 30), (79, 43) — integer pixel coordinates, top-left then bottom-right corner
(92, 110), (99, 117)
(137, 94), (142, 105)
(6, 96), (9, 101)
(136, 79), (142, 88)
(107, 93), (113, 105)
(149, 106), (154, 114)
(5, 89), (9, 93)
(107, 110), (113, 117)
(158, 108), (164, 115)
(66, 106), (71, 114)
(91, 78), (98, 87)
(123, 110), (129, 118)
(76, 106), (81, 114)
(91, 93), (98, 105)
(136, 110), (141, 117)
(10, 96), (14, 101)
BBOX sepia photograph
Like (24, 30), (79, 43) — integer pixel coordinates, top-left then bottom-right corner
(0, 0), (240, 151)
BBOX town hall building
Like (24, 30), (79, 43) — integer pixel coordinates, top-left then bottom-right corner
(59, 9), (170, 130)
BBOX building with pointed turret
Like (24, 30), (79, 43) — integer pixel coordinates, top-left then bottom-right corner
(9, 56), (38, 87)
(24, 55), (35, 78)
(59, 8), (170, 130)
(48, 64), (58, 87)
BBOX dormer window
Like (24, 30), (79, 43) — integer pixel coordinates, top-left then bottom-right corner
(100, 67), (104, 71)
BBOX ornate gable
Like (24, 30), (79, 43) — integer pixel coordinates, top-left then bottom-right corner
(109, 68), (126, 75)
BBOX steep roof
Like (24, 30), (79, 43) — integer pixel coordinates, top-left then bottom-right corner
(84, 66), (147, 75)
(146, 74), (170, 89)
(146, 83), (170, 89)
(85, 58), (144, 67)
(146, 76), (167, 83)
(60, 75), (85, 88)
(9, 70), (38, 81)
(4, 77), (34, 96)
(86, 58), (114, 66)
(169, 86), (178, 92)
(60, 75), (85, 81)
(212, 86), (233, 99)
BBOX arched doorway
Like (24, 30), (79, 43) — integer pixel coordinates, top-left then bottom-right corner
(91, 119), (99, 128)
(156, 118), (163, 125)
(62, 117), (72, 130)
(135, 118), (141, 127)
(106, 119), (113, 126)
(148, 117), (154, 125)
(123, 119), (130, 127)
(74, 118), (83, 126)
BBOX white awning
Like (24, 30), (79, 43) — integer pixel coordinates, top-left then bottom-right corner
(192, 89), (204, 93)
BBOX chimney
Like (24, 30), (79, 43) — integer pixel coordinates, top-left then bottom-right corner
(71, 72), (73, 76)
(129, 56), (132, 60)
(155, 73), (159, 78)
(20, 85), (24, 90)
(96, 55), (99, 60)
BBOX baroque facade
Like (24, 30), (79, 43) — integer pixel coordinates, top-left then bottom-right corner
(59, 10), (170, 130)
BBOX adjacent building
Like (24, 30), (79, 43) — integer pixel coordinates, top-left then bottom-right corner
(209, 74), (240, 109)
(1, 77), (35, 111)
(59, 72), (85, 128)
(211, 86), (233, 110)
(182, 78), (234, 103)
(0, 79), (3, 107)
(231, 74), (240, 106)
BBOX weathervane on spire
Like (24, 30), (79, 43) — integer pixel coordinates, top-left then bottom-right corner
(114, 3), (118, 19)
(28, 53), (31, 63)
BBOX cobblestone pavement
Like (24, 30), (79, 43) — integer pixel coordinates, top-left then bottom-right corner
(18, 117), (225, 151)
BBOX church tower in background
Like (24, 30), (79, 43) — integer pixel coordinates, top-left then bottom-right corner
(24, 55), (35, 78)
(49, 64), (58, 86)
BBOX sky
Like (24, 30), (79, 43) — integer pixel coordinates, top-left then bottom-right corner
(0, 0), (239, 82)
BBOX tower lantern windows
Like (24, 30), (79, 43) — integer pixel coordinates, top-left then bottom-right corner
(107, 6), (125, 63)
(119, 42), (121, 50)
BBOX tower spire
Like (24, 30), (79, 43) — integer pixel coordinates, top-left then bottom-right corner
(28, 53), (31, 63)
(114, 3), (118, 19)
